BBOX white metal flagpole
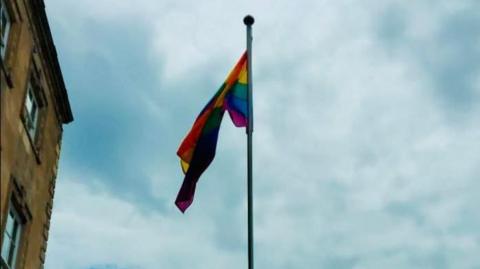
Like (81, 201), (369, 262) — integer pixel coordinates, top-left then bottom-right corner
(243, 14), (254, 269)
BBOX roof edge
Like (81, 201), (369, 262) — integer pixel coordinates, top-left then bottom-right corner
(31, 0), (73, 124)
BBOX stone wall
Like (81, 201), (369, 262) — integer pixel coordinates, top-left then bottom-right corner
(1, 0), (72, 267)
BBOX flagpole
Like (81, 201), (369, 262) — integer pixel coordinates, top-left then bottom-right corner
(244, 14), (255, 269)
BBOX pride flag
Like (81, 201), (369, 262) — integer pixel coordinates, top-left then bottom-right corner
(175, 52), (248, 212)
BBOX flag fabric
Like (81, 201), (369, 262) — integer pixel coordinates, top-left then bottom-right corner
(175, 51), (248, 212)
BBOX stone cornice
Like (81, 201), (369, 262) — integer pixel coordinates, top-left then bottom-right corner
(29, 0), (73, 124)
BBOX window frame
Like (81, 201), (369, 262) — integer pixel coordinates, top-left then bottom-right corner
(24, 80), (40, 140)
(20, 62), (47, 163)
(1, 203), (23, 269)
(0, 0), (12, 60)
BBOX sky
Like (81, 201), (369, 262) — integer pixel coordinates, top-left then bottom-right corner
(42, 0), (480, 268)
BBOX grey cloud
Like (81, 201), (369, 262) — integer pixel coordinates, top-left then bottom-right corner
(377, 4), (408, 48)
(433, 7), (480, 110)
(376, 2), (480, 116)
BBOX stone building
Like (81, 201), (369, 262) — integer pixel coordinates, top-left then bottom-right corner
(0, 0), (73, 268)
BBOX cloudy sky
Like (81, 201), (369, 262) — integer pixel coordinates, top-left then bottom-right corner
(43, 0), (480, 268)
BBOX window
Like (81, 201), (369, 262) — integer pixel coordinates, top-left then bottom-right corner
(24, 80), (40, 140)
(1, 204), (22, 269)
(23, 64), (47, 154)
(0, 0), (11, 59)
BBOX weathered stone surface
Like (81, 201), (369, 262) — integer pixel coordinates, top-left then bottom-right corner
(1, 0), (73, 267)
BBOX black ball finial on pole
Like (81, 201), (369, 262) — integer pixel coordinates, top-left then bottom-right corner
(244, 15), (255, 26)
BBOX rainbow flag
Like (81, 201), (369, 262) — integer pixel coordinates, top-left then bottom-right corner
(175, 52), (248, 212)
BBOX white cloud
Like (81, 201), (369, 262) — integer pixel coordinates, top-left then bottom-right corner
(47, 177), (246, 269)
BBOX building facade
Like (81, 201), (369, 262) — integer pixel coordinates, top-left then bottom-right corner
(0, 0), (73, 268)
